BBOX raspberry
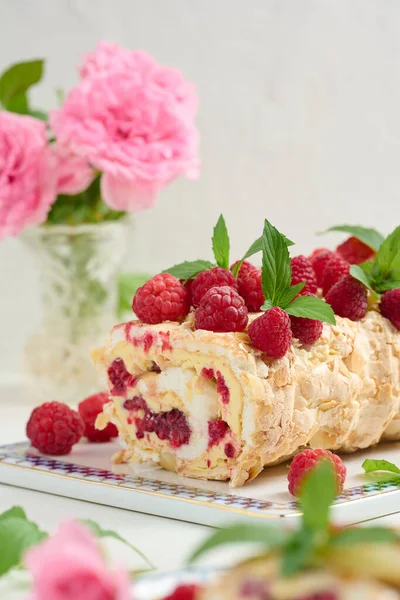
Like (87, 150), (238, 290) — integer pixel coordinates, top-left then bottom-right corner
(238, 269), (264, 311)
(26, 401), (84, 455)
(290, 255), (318, 295)
(288, 448), (346, 497)
(230, 260), (255, 284)
(108, 358), (137, 396)
(310, 249), (337, 288)
(325, 275), (368, 321)
(163, 584), (200, 600)
(191, 267), (237, 306)
(322, 255), (350, 295)
(78, 392), (118, 442)
(248, 307), (292, 358)
(208, 419), (229, 447)
(336, 236), (375, 265)
(380, 288), (400, 330)
(296, 592), (337, 600)
(195, 286), (248, 332)
(290, 315), (323, 345)
(133, 273), (189, 324)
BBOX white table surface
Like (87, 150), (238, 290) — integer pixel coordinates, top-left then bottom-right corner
(2, 384), (400, 595)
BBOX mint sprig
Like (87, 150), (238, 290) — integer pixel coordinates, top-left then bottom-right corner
(163, 259), (215, 281)
(212, 214), (230, 269)
(362, 458), (400, 478)
(321, 225), (384, 252)
(232, 232), (294, 278)
(285, 295), (336, 325)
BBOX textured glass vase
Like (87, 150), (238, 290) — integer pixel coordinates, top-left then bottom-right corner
(22, 220), (130, 406)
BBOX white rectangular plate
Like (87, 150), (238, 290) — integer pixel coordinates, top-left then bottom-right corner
(1, 441), (400, 527)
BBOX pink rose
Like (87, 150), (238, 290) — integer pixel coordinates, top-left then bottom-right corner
(51, 46), (199, 211)
(55, 145), (95, 195)
(0, 112), (57, 240)
(25, 521), (131, 600)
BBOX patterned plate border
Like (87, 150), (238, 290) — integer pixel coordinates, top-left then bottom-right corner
(1, 442), (400, 519)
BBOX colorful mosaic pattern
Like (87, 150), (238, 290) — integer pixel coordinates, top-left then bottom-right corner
(1, 442), (399, 517)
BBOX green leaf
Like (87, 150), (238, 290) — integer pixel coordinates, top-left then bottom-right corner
(374, 280), (400, 292)
(362, 458), (400, 476)
(373, 226), (400, 280)
(277, 282), (305, 308)
(261, 299), (274, 311)
(212, 214), (230, 269)
(5, 94), (28, 114)
(163, 259), (215, 281)
(261, 219), (292, 305)
(280, 528), (315, 577)
(285, 295), (336, 325)
(0, 59), (44, 111)
(350, 265), (378, 296)
(0, 517), (47, 576)
(188, 523), (289, 564)
(360, 260), (375, 278)
(0, 507), (26, 522)
(331, 527), (399, 546)
(242, 234), (294, 262)
(28, 109), (48, 121)
(321, 225), (384, 252)
(299, 460), (337, 534)
(118, 272), (153, 319)
(82, 519), (153, 568)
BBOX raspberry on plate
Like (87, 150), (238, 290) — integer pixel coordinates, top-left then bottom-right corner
(163, 584), (200, 600)
(336, 236), (375, 265)
(380, 288), (400, 330)
(248, 307), (292, 358)
(238, 269), (264, 312)
(322, 255), (350, 295)
(78, 392), (118, 442)
(325, 275), (368, 321)
(290, 315), (323, 345)
(191, 267), (237, 307)
(230, 260), (255, 284)
(290, 255), (318, 295)
(195, 286), (248, 332)
(310, 249), (337, 288)
(288, 448), (346, 497)
(133, 273), (190, 324)
(26, 401), (84, 455)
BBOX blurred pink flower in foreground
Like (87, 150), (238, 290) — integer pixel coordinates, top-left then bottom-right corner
(25, 520), (131, 600)
(0, 112), (57, 240)
(55, 146), (95, 195)
(51, 42), (200, 212)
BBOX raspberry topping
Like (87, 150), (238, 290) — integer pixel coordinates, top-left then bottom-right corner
(288, 448), (346, 497)
(208, 419), (229, 447)
(191, 267), (237, 306)
(380, 288), (400, 330)
(290, 295), (323, 345)
(248, 307), (292, 358)
(238, 269), (264, 312)
(195, 286), (248, 332)
(322, 255), (350, 295)
(290, 255), (318, 295)
(325, 275), (368, 321)
(108, 358), (137, 396)
(162, 584), (200, 600)
(224, 442), (236, 458)
(133, 273), (189, 324)
(296, 593), (337, 600)
(230, 260), (256, 284)
(26, 401), (84, 455)
(310, 249), (337, 288)
(78, 392), (118, 443)
(336, 236), (375, 265)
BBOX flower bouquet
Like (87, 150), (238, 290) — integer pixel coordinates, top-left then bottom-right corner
(0, 42), (200, 404)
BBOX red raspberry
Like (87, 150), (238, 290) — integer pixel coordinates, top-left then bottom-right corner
(380, 288), (400, 330)
(336, 236), (375, 265)
(78, 392), (118, 442)
(310, 249), (337, 287)
(296, 592), (337, 600)
(288, 448), (346, 497)
(195, 286), (248, 332)
(163, 584), (200, 600)
(191, 267), (237, 306)
(238, 269), (264, 312)
(290, 255), (318, 295)
(26, 401), (84, 455)
(322, 255), (350, 295)
(248, 307), (292, 358)
(230, 260), (255, 284)
(133, 274), (189, 324)
(290, 315), (323, 345)
(325, 275), (368, 321)
(182, 278), (193, 306)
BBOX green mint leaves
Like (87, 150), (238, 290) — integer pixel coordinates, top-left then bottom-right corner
(163, 259), (215, 281)
(362, 458), (400, 478)
(260, 219), (336, 325)
(322, 225), (384, 252)
(0, 59), (45, 118)
(212, 214), (230, 269)
(0, 507), (47, 576)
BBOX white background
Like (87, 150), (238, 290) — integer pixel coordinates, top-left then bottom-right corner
(1, 0), (400, 380)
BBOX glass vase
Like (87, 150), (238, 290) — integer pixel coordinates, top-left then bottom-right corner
(21, 220), (130, 406)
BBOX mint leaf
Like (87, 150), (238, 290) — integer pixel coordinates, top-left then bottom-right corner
(331, 527), (399, 546)
(118, 272), (153, 318)
(29, 109), (48, 121)
(350, 265), (378, 296)
(261, 299), (274, 311)
(280, 528), (315, 577)
(360, 260), (374, 278)
(261, 219), (291, 305)
(163, 260), (215, 281)
(362, 458), (400, 476)
(0, 517), (47, 576)
(188, 524), (289, 564)
(375, 280), (400, 292)
(242, 234), (294, 262)
(82, 519), (153, 568)
(322, 225), (384, 252)
(212, 214), (230, 269)
(0, 59), (44, 111)
(285, 296), (336, 325)
(0, 507), (26, 522)
(300, 460), (337, 533)
(277, 283), (305, 309)
(373, 226), (400, 280)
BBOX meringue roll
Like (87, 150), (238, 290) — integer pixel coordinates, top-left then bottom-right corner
(92, 311), (400, 487)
